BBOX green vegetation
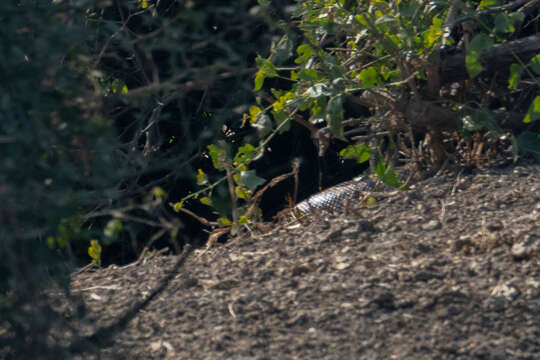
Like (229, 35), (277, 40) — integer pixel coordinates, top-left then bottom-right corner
(176, 0), (540, 232)
(1, 0), (539, 357)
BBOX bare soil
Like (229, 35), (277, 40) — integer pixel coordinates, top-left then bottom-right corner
(67, 164), (540, 359)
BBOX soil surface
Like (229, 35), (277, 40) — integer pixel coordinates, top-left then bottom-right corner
(67, 164), (540, 359)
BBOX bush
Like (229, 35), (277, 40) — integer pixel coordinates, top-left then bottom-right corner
(0, 0), (284, 357)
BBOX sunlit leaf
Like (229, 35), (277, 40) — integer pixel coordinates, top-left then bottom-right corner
(173, 202), (184, 212)
(207, 144), (223, 170)
(272, 92), (295, 112)
(254, 69), (265, 90)
(196, 169), (208, 185)
(235, 185), (251, 199)
(259, 58), (278, 77)
(88, 239), (102, 267)
(375, 160), (401, 188)
(200, 197), (212, 206)
(249, 105), (261, 123)
(528, 54), (540, 75)
(478, 0), (498, 10)
(354, 14), (368, 26)
(234, 144), (256, 164)
(523, 96), (540, 123)
(295, 44), (315, 64)
(424, 16), (443, 48)
(152, 186), (167, 199)
(340, 143), (371, 163)
(218, 217), (232, 226)
(508, 63), (523, 89)
(358, 67), (379, 88)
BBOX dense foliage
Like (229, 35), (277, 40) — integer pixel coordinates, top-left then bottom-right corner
(0, 0), (284, 357)
(176, 0), (540, 234)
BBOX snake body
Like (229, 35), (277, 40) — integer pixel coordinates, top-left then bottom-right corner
(294, 175), (377, 217)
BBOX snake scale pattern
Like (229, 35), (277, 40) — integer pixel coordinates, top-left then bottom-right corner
(294, 175), (378, 217)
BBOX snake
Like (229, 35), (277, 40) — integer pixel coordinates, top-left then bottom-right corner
(291, 167), (415, 220)
(293, 175), (378, 218)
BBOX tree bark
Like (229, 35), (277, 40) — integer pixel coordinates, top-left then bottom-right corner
(440, 33), (540, 84)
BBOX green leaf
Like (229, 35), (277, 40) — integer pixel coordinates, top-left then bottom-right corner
(259, 59), (278, 77)
(358, 67), (379, 88)
(382, 169), (401, 188)
(478, 0), (498, 10)
(200, 197), (212, 206)
(234, 144), (256, 164)
(494, 13), (515, 34)
(238, 216), (249, 225)
(88, 239), (102, 267)
(423, 16), (443, 49)
(240, 170), (266, 190)
(339, 143), (371, 164)
(375, 160), (401, 188)
(254, 69), (265, 91)
(523, 96), (540, 123)
(295, 44), (315, 64)
(326, 95), (345, 140)
(528, 54), (540, 75)
(254, 56), (277, 90)
(207, 144), (223, 170)
(173, 202), (184, 212)
(516, 131), (540, 159)
(375, 159), (387, 179)
(508, 63), (523, 89)
(218, 217), (232, 226)
(196, 169), (208, 185)
(298, 69), (319, 81)
(139, 0), (148, 9)
(236, 185), (251, 199)
(354, 14), (368, 26)
(272, 92), (295, 112)
(152, 186), (167, 199)
(465, 34), (493, 78)
(249, 105), (262, 123)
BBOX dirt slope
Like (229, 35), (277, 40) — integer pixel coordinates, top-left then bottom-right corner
(69, 164), (540, 359)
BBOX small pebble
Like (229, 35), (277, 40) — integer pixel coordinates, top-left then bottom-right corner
(422, 219), (441, 231)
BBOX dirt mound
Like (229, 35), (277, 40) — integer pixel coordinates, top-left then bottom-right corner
(69, 164), (540, 359)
